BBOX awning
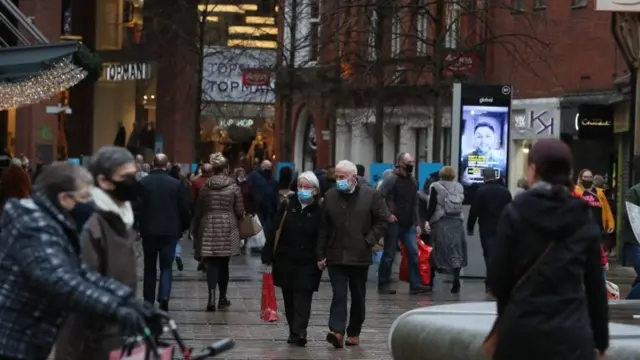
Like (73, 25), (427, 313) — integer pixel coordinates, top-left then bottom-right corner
(559, 91), (617, 108)
(0, 43), (87, 110)
(0, 42), (80, 80)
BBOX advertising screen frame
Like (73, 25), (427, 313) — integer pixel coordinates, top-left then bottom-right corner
(457, 84), (512, 204)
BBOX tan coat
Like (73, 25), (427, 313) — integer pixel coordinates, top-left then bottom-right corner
(193, 174), (245, 258)
(54, 211), (137, 360)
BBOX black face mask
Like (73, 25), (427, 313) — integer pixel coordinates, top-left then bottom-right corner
(108, 176), (140, 202)
(582, 180), (593, 189)
(262, 169), (272, 178)
(69, 200), (96, 232)
(404, 165), (414, 174)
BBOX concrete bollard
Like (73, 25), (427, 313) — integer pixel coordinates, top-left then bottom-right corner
(388, 302), (640, 360)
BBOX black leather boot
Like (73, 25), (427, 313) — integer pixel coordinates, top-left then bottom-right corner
(206, 289), (216, 312)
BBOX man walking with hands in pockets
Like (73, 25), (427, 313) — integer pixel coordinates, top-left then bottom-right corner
(316, 160), (388, 348)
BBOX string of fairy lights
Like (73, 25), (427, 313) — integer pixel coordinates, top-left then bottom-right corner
(0, 57), (86, 110)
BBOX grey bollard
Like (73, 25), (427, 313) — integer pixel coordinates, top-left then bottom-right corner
(388, 302), (640, 360)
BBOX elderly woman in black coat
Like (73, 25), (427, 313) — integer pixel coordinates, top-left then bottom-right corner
(262, 170), (323, 347)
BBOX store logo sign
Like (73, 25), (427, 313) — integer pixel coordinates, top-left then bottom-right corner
(512, 108), (557, 139)
(102, 63), (151, 81)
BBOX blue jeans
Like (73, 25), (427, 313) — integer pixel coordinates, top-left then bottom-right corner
(378, 223), (421, 289)
(175, 243), (182, 259)
(142, 237), (178, 302)
(624, 243), (640, 299)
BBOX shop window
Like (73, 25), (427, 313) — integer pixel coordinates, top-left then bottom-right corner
(96, 0), (144, 50)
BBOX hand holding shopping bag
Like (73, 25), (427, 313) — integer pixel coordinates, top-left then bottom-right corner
(399, 235), (432, 285)
(260, 267), (279, 322)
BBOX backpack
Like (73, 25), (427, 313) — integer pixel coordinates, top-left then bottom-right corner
(432, 182), (463, 216)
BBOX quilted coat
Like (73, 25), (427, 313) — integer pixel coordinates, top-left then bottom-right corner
(0, 193), (133, 360)
(193, 174), (245, 258)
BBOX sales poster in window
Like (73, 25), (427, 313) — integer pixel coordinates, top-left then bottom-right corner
(458, 84), (511, 202)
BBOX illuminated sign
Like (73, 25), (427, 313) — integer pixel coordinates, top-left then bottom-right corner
(102, 63), (151, 81)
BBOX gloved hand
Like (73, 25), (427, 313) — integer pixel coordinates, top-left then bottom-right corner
(114, 306), (147, 337)
(124, 298), (167, 336)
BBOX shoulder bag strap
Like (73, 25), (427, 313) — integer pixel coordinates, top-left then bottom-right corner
(509, 207), (555, 294)
(273, 199), (290, 253)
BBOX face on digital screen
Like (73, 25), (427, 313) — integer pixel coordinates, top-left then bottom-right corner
(459, 106), (509, 186)
(473, 119), (496, 155)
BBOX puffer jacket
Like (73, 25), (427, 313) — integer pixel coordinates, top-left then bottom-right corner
(0, 193), (133, 360)
(193, 174), (245, 258)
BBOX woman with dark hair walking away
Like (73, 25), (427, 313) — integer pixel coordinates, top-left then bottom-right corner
(0, 158), (31, 213)
(487, 139), (608, 360)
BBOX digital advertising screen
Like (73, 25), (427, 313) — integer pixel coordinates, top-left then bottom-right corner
(457, 84), (511, 203)
(459, 106), (509, 186)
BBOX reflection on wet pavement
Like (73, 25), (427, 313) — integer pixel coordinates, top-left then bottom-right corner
(149, 246), (637, 359)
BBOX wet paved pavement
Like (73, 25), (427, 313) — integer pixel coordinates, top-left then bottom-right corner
(147, 243), (490, 359)
(144, 241), (640, 359)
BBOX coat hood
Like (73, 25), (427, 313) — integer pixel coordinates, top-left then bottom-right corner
(511, 183), (591, 237)
(205, 174), (235, 190)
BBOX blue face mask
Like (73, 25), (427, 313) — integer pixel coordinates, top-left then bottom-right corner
(297, 189), (313, 202)
(336, 179), (350, 192)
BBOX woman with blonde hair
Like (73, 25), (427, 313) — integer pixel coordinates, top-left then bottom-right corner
(424, 165), (467, 293)
(193, 153), (244, 311)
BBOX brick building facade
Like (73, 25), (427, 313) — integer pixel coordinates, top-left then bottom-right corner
(487, 1), (627, 98)
(277, 0), (629, 181)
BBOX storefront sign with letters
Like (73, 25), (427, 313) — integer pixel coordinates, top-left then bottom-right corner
(102, 63), (151, 81)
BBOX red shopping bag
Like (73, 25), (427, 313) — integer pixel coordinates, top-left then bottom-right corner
(399, 237), (432, 285)
(260, 270), (279, 322)
(109, 344), (173, 360)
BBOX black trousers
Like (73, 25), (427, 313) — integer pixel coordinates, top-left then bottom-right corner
(281, 288), (313, 337)
(327, 265), (368, 337)
(205, 257), (230, 299)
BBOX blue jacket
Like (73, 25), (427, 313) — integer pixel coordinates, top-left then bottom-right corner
(247, 169), (279, 217)
(0, 194), (133, 359)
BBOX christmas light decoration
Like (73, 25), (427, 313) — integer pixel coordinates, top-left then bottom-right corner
(0, 57), (87, 110)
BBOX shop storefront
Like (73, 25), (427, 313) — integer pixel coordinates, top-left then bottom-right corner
(200, 46), (276, 167)
(508, 98), (560, 193)
(200, 103), (275, 168)
(92, 61), (156, 154)
(559, 93), (616, 179)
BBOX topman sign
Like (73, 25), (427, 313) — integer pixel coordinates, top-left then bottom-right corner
(101, 63), (152, 81)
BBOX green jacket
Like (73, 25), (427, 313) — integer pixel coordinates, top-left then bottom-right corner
(621, 183), (640, 245)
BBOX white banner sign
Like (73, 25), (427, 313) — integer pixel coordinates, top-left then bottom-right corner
(201, 47), (276, 104)
(596, 0), (640, 11)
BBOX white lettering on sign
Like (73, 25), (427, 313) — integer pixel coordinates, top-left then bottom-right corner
(201, 47), (276, 104)
(103, 63), (151, 81)
(220, 119), (255, 128)
(479, 97), (493, 104)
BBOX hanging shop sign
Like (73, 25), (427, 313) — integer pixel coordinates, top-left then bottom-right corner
(102, 63), (151, 81)
(242, 69), (271, 86)
(614, 101), (630, 133)
(442, 51), (479, 76)
(202, 47), (276, 104)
